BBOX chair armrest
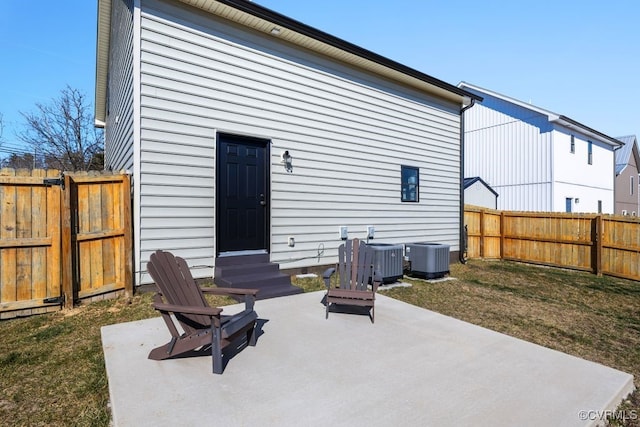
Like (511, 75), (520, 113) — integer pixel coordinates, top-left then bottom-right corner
(153, 301), (222, 317)
(322, 267), (336, 288)
(201, 287), (259, 297)
(201, 287), (259, 311)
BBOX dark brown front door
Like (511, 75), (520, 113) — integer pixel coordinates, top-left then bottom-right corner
(216, 133), (269, 254)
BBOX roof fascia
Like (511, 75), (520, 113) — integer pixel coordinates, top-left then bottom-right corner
(553, 115), (622, 148)
(95, 0), (482, 124)
(458, 81), (621, 148)
(95, 0), (112, 126)
(458, 82), (555, 118)
(209, 0), (481, 101)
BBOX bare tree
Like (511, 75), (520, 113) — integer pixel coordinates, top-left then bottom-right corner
(18, 86), (104, 171)
(1, 152), (40, 169)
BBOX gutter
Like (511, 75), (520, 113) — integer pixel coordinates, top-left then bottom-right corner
(213, 0), (480, 101)
(459, 98), (478, 264)
(555, 115), (623, 148)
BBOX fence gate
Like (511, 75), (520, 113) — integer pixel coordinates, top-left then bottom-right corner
(62, 173), (133, 309)
(0, 169), (62, 318)
(0, 169), (132, 318)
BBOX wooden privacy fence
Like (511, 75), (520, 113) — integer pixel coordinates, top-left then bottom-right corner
(464, 205), (640, 282)
(0, 168), (133, 319)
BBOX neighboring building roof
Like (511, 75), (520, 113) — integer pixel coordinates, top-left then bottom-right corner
(463, 177), (499, 197)
(458, 82), (623, 149)
(95, 0), (482, 125)
(615, 135), (639, 175)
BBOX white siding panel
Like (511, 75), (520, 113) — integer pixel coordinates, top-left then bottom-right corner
(554, 183), (614, 214)
(553, 129), (615, 212)
(105, 0), (135, 172)
(493, 183), (552, 212)
(465, 100), (553, 211)
(136, 0), (463, 277)
(464, 182), (497, 209)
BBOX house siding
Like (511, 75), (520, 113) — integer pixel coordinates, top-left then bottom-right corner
(552, 129), (615, 213)
(464, 98), (553, 211)
(616, 150), (639, 215)
(463, 87), (616, 214)
(104, 0), (135, 172)
(135, 0), (462, 282)
(464, 181), (497, 209)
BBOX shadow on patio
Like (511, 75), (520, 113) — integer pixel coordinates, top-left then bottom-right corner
(102, 291), (634, 427)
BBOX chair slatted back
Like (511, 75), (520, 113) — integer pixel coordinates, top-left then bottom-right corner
(337, 238), (373, 291)
(147, 250), (211, 333)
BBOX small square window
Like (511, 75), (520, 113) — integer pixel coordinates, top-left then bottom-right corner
(401, 166), (419, 202)
(570, 135), (575, 153)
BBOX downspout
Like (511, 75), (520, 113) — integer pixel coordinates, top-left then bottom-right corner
(459, 98), (476, 264)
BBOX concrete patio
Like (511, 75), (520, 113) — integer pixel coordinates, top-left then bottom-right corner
(101, 290), (634, 427)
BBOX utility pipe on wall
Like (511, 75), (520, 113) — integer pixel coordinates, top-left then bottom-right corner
(459, 98), (477, 264)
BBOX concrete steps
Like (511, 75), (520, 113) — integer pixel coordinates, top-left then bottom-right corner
(214, 254), (302, 300)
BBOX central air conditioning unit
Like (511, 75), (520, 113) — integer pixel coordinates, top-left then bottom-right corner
(405, 242), (450, 279)
(366, 243), (403, 283)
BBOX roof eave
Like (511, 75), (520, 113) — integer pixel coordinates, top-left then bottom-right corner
(95, 0), (481, 125)
(552, 115), (622, 148)
(208, 0), (481, 102)
(95, 0), (111, 125)
(459, 82), (622, 148)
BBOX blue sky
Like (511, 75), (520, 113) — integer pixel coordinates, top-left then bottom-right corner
(0, 1), (97, 154)
(1, 1), (638, 154)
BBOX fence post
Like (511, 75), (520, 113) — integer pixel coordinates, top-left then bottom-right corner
(121, 174), (134, 297)
(500, 211), (505, 259)
(479, 209), (485, 258)
(593, 215), (603, 276)
(61, 174), (74, 309)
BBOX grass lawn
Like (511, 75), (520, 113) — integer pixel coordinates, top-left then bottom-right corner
(0, 259), (638, 426)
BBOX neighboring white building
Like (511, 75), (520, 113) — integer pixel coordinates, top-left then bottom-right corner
(95, 0), (481, 285)
(459, 82), (621, 214)
(464, 177), (498, 209)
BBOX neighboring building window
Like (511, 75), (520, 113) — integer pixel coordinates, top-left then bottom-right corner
(570, 135), (575, 153)
(401, 166), (419, 202)
(565, 197), (572, 213)
(588, 141), (593, 164)
(632, 176), (635, 196)
(598, 200), (602, 214)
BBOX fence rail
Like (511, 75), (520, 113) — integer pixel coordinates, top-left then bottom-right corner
(0, 168), (133, 318)
(464, 206), (640, 282)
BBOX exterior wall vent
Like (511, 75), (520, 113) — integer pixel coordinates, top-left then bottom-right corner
(405, 242), (450, 279)
(366, 243), (403, 283)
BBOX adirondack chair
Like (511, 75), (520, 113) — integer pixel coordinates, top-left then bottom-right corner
(323, 238), (382, 323)
(146, 250), (259, 374)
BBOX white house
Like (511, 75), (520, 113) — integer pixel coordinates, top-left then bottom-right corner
(95, 0), (481, 287)
(459, 82), (621, 214)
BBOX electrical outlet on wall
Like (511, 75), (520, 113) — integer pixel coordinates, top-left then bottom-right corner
(367, 226), (375, 239)
(339, 226), (348, 240)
